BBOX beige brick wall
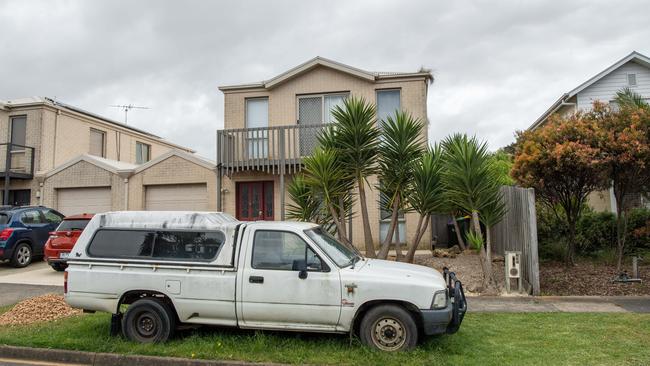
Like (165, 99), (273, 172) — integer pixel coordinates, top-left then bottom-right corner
(221, 65), (431, 250)
(587, 189), (614, 213)
(223, 66), (429, 134)
(128, 155), (217, 210)
(40, 160), (124, 211)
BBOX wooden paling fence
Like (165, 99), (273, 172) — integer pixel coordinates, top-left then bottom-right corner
(489, 186), (540, 295)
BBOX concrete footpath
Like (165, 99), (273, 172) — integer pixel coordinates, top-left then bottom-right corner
(469, 295), (650, 313)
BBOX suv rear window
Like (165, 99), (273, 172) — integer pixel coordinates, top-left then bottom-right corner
(57, 219), (90, 231)
(87, 229), (226, 262)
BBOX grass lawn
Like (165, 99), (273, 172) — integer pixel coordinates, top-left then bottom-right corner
(0, 311), (648, 366)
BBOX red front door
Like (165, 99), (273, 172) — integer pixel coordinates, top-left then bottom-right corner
(236, 181), (274, 221)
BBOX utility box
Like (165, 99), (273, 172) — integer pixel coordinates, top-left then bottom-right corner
(505, 251), (523, 293)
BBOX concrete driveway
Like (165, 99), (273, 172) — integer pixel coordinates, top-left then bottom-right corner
(0, 261), (63, 286)
(0, 261), (64, 306)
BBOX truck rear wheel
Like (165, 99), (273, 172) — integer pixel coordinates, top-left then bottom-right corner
(359, 304), (418, 352)
(121, 298), (175, 343)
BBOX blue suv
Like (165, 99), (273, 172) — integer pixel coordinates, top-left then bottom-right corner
(0, 206), (64, 268)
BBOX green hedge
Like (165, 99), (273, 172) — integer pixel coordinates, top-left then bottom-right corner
(537, 205), (650, 261)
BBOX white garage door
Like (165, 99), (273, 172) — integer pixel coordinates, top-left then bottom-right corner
(57, 187), (112, 216)
(145, 184), (208, 211)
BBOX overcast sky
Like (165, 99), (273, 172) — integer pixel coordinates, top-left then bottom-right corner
(1, 0), (648, 158)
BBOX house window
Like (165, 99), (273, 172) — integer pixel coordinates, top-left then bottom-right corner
(10, 116), (27, 147)
(376, 89), (401, 125)
(297, 93), (348, 156)
(136, 142), (151, 164)
(246, 98), (269, 159)
(628, 73), (637, 87)
(379, 184), (406, 244)
(297, 93), (348, 125)
(89, 129), (106, 157)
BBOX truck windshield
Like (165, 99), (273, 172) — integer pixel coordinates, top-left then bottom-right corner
(305, 228), (358, 267)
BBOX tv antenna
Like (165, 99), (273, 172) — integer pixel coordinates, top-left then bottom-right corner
(110, 104), (150, 124)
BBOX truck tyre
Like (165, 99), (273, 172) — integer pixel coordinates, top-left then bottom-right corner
(121, 298), (175, 343)
(359, 304), (418, 351)
(10, 243), (32, 268)
(51, 263), (67, 272)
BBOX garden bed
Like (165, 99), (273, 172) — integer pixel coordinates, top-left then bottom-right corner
(540, 260), (650, 296)
(413, 251), (505, 295)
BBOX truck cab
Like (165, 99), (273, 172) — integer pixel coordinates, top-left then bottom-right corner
(65, 211), (466, 351)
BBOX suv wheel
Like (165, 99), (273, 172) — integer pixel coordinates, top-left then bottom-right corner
(10, 243), (32, 268)
(360, 304), (418, 352)
(121, 298), (175, 343)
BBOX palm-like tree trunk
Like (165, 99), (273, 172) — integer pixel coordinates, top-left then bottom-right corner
(328, 204), (350, 247)
(377, 196), (400, 259)
(406, 214), (429, 263)
(357, 179), (375, 258)
(451, 213), (466, 250)
(472, 211), (496, 291)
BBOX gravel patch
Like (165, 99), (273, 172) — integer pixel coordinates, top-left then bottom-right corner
(0, 294), (81, 326)
(413, 251), (506, 295)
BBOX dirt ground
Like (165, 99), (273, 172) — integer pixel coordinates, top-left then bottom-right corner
(540, 260), (650, 296)
(413, 251), (506, 295)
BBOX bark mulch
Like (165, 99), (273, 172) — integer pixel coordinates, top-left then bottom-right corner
(540, 260), (650, 296)
(0, 294), (82, 326)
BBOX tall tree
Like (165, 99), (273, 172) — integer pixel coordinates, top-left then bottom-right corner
(326, 97), (380, 257)
(404, 146), (445, 263)
(441, 134), (500, 291)
(602, 92), (650, 271)
(512, 112), (609, 265)
(377, 111), (425, 259)
(302, 148), (355, 246)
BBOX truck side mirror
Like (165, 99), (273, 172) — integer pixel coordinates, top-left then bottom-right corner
(293, 259), (308, 279)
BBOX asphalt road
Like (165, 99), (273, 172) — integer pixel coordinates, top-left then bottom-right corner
(0, 261), (63, 306)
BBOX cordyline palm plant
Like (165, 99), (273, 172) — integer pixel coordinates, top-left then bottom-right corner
(377, 111), (425, 260)
(441, 133), (500, 291)
(302, 147), (355, 246)
(404, 145), (445, 263)
(479, 186), (507, 265)
(323, 97), (380, 257)
(286, 174), (325, 223)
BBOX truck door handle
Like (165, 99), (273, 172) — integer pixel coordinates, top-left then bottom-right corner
(249, 276), (264, 284)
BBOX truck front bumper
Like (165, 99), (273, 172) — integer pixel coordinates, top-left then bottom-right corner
(421, 268), (467, 335)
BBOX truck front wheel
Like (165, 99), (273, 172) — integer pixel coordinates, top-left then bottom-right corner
(121, 298), (175, 343)
(359, 304), (418, 352)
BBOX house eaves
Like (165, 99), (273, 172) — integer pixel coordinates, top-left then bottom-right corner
(529, 51), (650, 130)
(1, 97), (194, 153)
(218, 57), (433, 92)
(42, 154), (138, 178)
(133, 149), (216, 174)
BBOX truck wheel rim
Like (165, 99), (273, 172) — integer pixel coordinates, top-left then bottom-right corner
(17, 247), (31, 265)
(372, 317), (406, 351)
(136, 313), (158, 337)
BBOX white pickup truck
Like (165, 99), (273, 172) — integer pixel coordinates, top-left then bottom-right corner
(65, 211), (466, 351)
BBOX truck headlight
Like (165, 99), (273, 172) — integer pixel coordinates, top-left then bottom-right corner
(431, 290), (448, 309)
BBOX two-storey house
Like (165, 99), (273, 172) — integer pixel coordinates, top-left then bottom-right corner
(529, 51), (650, 212)
(0, 97), (217, 215)
(217, 57), (432, 248)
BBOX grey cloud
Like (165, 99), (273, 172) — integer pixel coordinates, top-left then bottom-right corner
(1, 0), (648, 157)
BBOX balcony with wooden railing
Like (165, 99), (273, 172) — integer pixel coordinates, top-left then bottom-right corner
(216, 124), (328, 175)
(0, 143), (35, 179)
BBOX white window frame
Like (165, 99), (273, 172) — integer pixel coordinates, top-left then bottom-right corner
(89, 128), (106, 158)
(135, 141), (151, 164)
(296, 92), (349, 124)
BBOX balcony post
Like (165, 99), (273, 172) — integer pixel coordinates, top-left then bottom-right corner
(279, 129), (286, 221)
(3, 144), (11, 205)
(216, 131), (223, 212)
